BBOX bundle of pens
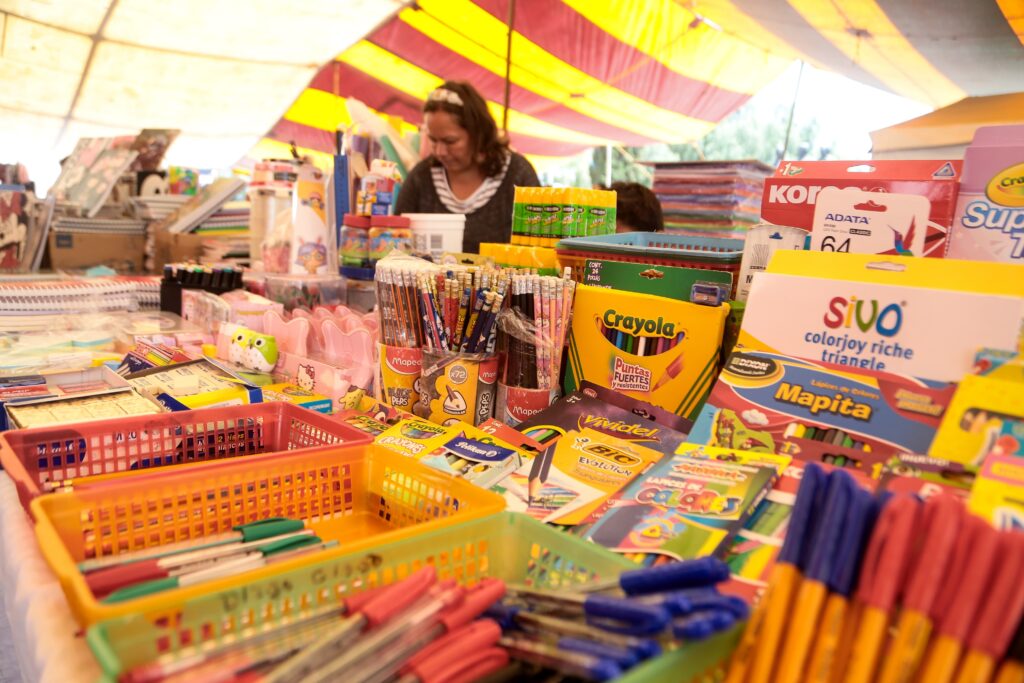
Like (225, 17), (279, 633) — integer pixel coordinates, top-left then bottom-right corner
(124, 566), (508, 683)
(490, 557), (745, 681)
(79, 518), (333, 605)
(374, 257), (434, 349)
(499, 270), (576, 391)
(726, 463), (1024, 683)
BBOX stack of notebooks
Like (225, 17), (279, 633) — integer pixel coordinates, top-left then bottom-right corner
(0, 277), (156, 315)
(650, 160), (773, 239)
(52, 216), (147, 236)
(130, 195), (190, 221)
(194, 201), (250, 236)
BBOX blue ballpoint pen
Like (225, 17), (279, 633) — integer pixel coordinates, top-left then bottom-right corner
(504, 584), (671, 636)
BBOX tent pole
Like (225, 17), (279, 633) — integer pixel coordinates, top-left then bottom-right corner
(780, 60), (805, 163)
(503, 0), (517, 134)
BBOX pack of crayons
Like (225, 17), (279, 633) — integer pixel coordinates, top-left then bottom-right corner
(565, 283), (729, 421)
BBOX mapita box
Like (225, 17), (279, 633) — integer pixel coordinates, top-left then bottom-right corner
(564, 283), (729, 421)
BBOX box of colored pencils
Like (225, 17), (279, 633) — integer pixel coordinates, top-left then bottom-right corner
(565, 283), (729, 421)
(688, 349), (956, 473)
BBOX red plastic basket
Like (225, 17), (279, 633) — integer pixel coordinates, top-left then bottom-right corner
(0, 402), (372, 514)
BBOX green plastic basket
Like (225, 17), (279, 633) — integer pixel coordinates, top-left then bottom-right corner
(87, 512), (738, 682)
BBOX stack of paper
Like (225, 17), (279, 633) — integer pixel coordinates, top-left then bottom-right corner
(650, 160), (772, 239)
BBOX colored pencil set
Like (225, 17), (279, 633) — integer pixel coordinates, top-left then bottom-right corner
(726, 463), (1024, 683)
(783, 423), (874, 453)
(501, 271), (576, 391)
(596, 319), (685, 357)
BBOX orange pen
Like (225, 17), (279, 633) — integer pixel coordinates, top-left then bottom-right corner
(775, 470), (857, 683)
(877, 493), (963, 683)
(725, 463), (828, 683)
(994, 619), (1024, 683)
(917, 515), (1001, 683)
(805, 487), (879, 683)
(954, 532), (1024, 683)
(841, 494), (922, 683)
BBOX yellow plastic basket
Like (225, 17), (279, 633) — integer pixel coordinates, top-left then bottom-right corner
(31, 443), (505, 627)
(86, 512), (739, 683)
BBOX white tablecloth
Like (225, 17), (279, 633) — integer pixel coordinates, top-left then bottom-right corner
(0, 473), (101, 683)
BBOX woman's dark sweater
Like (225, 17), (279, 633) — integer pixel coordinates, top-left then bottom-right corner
(395, 153), (540, 253)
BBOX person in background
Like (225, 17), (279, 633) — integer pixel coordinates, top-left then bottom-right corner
(608, 181), (664, 233)
(396, 81), (540, 253)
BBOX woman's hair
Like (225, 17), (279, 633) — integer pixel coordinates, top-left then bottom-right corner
(424, 81), (509, 177)
(607, 181), (664, 232)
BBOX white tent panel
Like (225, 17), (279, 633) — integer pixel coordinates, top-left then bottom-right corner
(1, 15), (91, 116)
(0, 0), (111, 35)
(0, 0), (402, 189)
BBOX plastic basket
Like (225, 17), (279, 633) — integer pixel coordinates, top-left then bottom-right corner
(0, 402), (371, 515)
(556, 233), (745, 286)
(85, 512), (738, 683)
(31, 443), (505, 627)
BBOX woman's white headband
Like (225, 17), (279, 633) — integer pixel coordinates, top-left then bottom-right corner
(428, 88), (464, 107)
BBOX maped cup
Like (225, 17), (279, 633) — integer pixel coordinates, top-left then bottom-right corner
(378, 344), (423, 411)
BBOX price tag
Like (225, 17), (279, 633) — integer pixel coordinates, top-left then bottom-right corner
(811, 187), (930, 257)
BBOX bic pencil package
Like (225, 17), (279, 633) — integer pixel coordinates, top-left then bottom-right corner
(688, 349), (955, 473)
(500, 427), (662, 524)
(565, 284), (729, 421)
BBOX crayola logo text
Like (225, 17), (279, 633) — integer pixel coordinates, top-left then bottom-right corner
(823, 296), (903, 338)
(602, 310), (677, 338)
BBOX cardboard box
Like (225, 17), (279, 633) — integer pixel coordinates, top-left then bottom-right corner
(48, 232), (146, 273)
(152, 230), (206, 270)
(761, 160), (962, 258)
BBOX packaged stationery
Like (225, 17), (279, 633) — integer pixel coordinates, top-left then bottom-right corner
(928, 374), (1024, 465)
(565, 283), (730, 421)
(502, 428), (662, 524)
(583, 451), (779, 561)
(967, 455), (1024, 531)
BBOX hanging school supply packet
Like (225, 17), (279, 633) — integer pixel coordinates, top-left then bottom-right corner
(739, 250), (1024, 382)
(565, 283), (729, 421)
(581, 447), (783, 561)
(688, 349), (954, 474)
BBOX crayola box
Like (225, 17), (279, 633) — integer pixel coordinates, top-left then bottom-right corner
(582, 451), (778, 561)
(948, 125), (1024, 263)
(374, 417), (456, 458)
(689, 350), (955, 473)
(973, 348), (1024, 382)
(967, 455), (1024, 531)
(565, 284), (729, 422)
(928, 374), (1024, 466)
(739, 255), (1024, 383)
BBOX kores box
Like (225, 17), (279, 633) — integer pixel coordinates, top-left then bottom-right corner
(761, 160), (962, 257)
(739, 252), (1024, 383)
(565, 284), (729, 421)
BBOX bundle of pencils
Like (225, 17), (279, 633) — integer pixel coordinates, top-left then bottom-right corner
(502, 269), (576, 391)
(415, 265), (514, 354)
(374, 258), (434, 349)
(726, 463), (1024, 683)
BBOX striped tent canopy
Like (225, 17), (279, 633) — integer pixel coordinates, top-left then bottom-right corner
(254, 0), (1024, 166)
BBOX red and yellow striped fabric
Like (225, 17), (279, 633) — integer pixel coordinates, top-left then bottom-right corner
(253, 0), (1024, 163)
